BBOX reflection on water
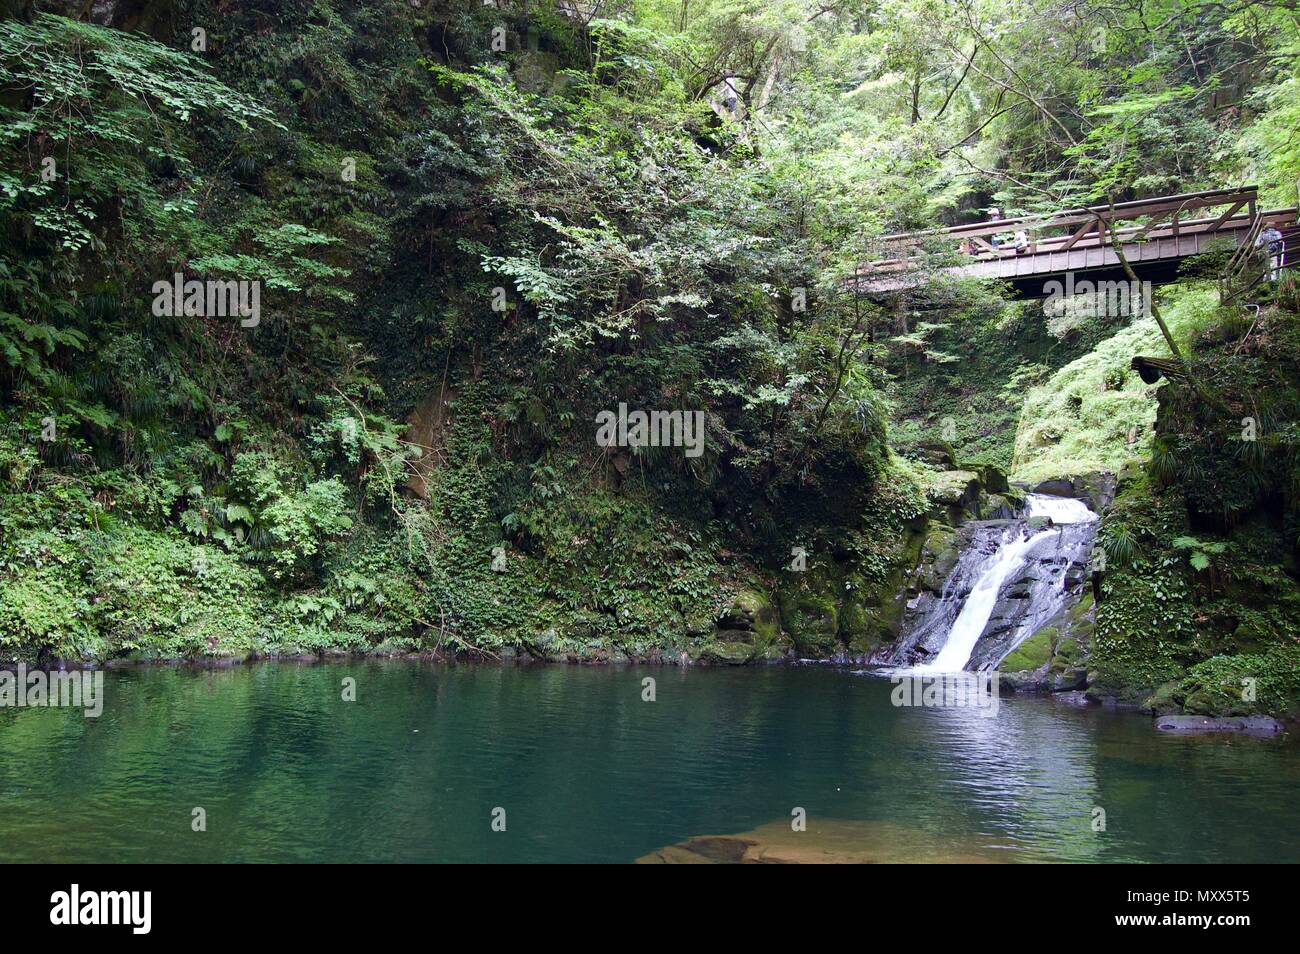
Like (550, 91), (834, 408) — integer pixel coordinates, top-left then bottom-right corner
(923, 695), (1105, 860)
(0, 663), (1295, 863)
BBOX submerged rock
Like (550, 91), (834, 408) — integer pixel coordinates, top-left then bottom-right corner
(1155, 715), (1284, 736)
(637, 818), (1012, 864)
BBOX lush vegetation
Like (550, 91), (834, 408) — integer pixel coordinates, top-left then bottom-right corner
(2, 1), (1298, 714)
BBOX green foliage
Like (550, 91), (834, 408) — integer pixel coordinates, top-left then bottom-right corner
(1012, 284), (1215, 483)
(1176, 648), (1300, 717)
(1091, 340), (1300, 715)
(2, 0), (1300, 696)
(1100, 521), (1138, 569)
(1171, 535), (1227, 572)
(0, 14), (279, 254)
(227, 453), (354, 578)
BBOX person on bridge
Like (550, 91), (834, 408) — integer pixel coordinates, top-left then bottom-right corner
(1012, 230), (1030, 254)
(1258, 225), (1285, 280)
(986, 207), (1005, 248)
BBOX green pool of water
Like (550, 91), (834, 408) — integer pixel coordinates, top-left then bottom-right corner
(1, 662), (1295, 862)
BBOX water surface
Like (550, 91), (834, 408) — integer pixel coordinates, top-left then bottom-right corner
(1, 663), (1295, 862)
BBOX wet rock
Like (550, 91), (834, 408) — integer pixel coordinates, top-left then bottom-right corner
(1002, 580), (1034, 600)
(884, 488), (1099, 670)
(1051, 667), (1088, 691)
(1000, 668), (1050, 692)
(1033, 478), (1076, 498)
(1155, 715), (1283, 736)
(980, 493), (1022, 519)
(1031, 473), (1118, 513)
(1052, 690), (1092, 707)
(911, 524), (961, 594)
(698, 641), (755, 665)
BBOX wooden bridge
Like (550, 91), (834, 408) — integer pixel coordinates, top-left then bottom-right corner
(484, 1), (603, 19)
(856, 187), (1298, 295)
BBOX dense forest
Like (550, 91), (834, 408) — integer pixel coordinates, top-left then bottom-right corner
(2, 0), (1299, 717)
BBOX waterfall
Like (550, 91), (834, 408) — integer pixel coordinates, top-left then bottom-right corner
(1024, 494), (1097, 526)
(891, 494), (1098, 673)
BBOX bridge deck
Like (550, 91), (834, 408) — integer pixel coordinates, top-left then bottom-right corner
(857, 187), (1298, 293)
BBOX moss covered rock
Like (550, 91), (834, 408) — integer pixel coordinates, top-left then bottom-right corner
(912, 524), (961, 594)
(698, 640), (758, 665)
(779, 590), (840, 656)
(718, 589), (780, 642)
(1000, 626), (1055, 672)
(926, 469), (981, 510)
(1051, 636), (1081, 667)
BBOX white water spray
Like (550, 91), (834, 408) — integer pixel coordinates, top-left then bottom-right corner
(915, 494), (1097, 673)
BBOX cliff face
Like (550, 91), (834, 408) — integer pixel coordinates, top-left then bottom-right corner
(1085, 303), (1300, 717)
(0, 6), (904, 665)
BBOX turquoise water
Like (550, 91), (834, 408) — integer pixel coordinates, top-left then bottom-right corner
(0, 662), (1296, 862)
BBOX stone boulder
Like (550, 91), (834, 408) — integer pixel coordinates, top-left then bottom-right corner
(706, 589), (783, 663)
(778, 590), (840, 657)
(927, 469), (981, 509)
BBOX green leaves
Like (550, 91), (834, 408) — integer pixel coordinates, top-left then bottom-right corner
(0, 15), (280, 255)
(0, 14), (281, 131)
(0, 261), (89, 384)
(1172, 535), (1227, 574)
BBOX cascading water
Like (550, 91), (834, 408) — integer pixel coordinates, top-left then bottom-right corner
(889, 494), (1098, 673)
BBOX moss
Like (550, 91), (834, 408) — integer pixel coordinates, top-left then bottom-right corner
(1050, 636), (1081, 668)
(1011, 283), (1215, 484)
(962, 462), (1010, 494)
(924, 469), (981, 508)
(839, 600), (869, 640)
(1168, 647), (1300, 716)
(778, 590), (841, 656)
(1086, 421), (1300, 714)
(1000, 627), (1055, 672)
(698, 640), (757, 665)
(912, 524), (961, 592)
(730, 589), (780, 644)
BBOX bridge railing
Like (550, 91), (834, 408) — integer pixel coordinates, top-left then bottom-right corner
(1220, 213), (1300, 302)
(481, 0), (606, 19)
(861, 187), (1275, 275)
